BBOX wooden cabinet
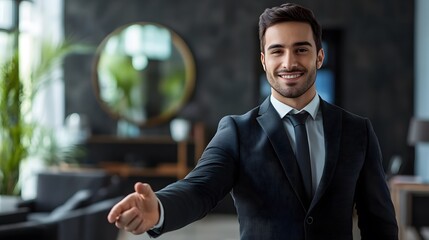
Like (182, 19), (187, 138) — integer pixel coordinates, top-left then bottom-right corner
(389, 175), (429, 240)
(83, 123), (206, 179)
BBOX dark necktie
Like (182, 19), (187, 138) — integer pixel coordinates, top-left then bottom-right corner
(286, 112), (313, 203)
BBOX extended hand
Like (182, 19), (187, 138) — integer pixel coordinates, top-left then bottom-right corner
(107, 182), (160, 234)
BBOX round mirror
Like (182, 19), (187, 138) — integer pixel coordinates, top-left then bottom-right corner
(93, 22), (196, 127)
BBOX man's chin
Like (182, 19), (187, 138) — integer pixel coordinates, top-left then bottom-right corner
(276, 88), (304, 99)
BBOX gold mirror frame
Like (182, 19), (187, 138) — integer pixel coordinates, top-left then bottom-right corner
(92, 22), (196, 127)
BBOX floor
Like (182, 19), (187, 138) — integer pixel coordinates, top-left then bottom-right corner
(118, 213), (429, 240)
(117, 214), (240, 240)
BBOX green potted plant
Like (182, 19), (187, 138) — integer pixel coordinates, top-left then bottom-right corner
(0, 41), (90, 196)
(0, 53), (31, 196)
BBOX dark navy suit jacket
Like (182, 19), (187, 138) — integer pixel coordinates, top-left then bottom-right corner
(150, 97), (398, 239)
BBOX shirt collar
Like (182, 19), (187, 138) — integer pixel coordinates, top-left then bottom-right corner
(270, 93), (320, 120)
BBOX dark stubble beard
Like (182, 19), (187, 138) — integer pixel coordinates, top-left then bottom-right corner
(267, 64), (317, 99)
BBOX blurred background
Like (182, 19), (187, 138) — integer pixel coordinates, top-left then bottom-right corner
(62, 0), (417, 174)
(0, 0), (428, 239)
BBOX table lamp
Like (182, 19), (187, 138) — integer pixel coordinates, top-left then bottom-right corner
(408, 117), (429, 145)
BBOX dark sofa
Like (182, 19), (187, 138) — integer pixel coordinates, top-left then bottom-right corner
(0, 170), (123, 240)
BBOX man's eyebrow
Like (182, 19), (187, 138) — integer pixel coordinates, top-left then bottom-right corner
(267, 44), (284, 51)
(294, 41), (313, 47)
(266, 41), (313, 51)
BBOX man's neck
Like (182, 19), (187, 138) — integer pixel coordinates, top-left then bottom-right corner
(272, 89), (317, 110)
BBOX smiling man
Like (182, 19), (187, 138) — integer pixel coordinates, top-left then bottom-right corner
(108, 3), (398, 239)
(261, 21), (323, 110)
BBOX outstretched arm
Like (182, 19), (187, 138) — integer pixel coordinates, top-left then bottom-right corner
(107, 182), (160, 235)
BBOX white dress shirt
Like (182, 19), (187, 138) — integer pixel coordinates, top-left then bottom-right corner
(270, 94), (326, 194)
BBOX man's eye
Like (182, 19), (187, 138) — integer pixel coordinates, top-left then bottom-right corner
(270, 50), (282, 55)
(296, 48), (308, 54)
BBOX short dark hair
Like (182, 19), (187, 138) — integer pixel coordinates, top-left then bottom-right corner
(259, 3), (322, 52)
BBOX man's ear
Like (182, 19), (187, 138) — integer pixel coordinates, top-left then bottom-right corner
(316, 49), (325, 69)
(260, 52), (266, 71)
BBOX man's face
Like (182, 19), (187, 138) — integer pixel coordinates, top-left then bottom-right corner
(260, 22), (324, 107)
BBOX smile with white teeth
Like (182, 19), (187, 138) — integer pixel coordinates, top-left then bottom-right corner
(279, 73), (302, 79)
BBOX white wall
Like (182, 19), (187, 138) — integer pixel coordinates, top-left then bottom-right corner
(415, 0), (429, 179)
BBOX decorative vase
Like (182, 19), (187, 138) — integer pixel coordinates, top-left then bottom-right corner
(170, 118), (191, 141)
(0, 195), (20, 212)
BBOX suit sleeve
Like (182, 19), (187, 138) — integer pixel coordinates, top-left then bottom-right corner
(148, 116), (239, 237)
(355, 119), (398, 239)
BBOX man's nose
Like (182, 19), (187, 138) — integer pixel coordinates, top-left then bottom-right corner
(282, 51), (297, 70)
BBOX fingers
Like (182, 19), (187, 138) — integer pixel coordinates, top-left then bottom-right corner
(107, 184), (144, 223)
(115, 208), (141, 230)
(113, 201), (152, 234)
(124, 216), (142, 233)
(114, 208), (149, 234)
(108, 182), (160, 234)
(135, 182), (155, 199)
(107, 195), (131, 223)
(115, 208), (139, 228)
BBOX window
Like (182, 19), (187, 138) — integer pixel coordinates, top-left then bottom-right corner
(0, 0), (18, 63)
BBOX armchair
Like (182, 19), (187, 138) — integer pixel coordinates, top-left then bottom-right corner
(0, 169), (123, 240)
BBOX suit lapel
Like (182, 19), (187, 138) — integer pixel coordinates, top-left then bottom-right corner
(257, 98), (309, 210)
(310, 99), (342, 208)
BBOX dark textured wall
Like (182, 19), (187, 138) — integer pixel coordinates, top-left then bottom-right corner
(64, 0), (415, 172)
